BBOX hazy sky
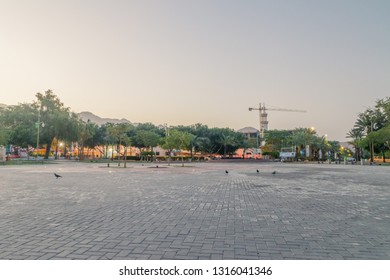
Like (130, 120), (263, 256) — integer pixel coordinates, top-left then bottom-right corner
(1, 0), (389, 141)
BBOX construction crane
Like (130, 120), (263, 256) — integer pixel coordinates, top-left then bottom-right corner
(248, 102), (306, 144)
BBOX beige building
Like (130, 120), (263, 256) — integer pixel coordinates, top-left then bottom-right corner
(237, 127), (259, 139)
(237, 127), (261, 159)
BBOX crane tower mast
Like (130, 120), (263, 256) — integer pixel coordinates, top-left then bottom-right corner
(248, 102), (306, 144)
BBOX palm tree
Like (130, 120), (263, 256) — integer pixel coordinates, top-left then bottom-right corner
(354, 108), (384, 162)
(220, 134), (235, 159)
(328, 141), (341, 161)
(346, 128), (363, 161)
(292, 128), (316, 160)
(291, 129), (304, 160)
(312, 135), (329, 161)
(375, 97), (390, 124)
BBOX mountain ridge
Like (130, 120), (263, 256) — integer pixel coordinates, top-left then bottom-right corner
(78, 111), (131, 125)
(0, 103), (131, 125)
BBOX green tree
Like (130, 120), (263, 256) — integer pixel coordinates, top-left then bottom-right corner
(375, 97), (390, 124)
(0, 125), (9, 146)
(121, 133), (132, 167)
(107, 122), (135, 166)
(105, 123), (134, 160)
(311, 135), (329, 161)
(34, 90), (78, 159)
(193, 136), (213, 157)
(1, 103), (37, 148)
(1, 91), (80, 159)
(162, 129), (194, 165)
(240, 137), (258, 158)
(220, 134), (235, 159)
(263, 130), (293, 157)
(353, 107), (385, 162)
(116, 123), (134, 160)
(77, 120), (99, 160)
(327, 140), (341, 160)
(346, 128), (363, 161)
(291, 128), (316, 160)
(0, 106), (9, 145)
(177, 124), (212, 159)
(206, 127), (242, 157)
(132, 129), (162, 160)
(361, 125), (390, 163)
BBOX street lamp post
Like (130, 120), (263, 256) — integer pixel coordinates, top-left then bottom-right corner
(35, 104), (45, 159)
(370, 120), (374, 163)
(36, 107), (40, 159)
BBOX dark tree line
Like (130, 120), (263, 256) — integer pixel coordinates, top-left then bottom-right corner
(347, 97), (390, 162)
(0, 90), (246, 159)
(1, 90), (355, 161)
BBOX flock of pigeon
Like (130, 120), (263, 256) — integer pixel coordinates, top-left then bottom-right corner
(54, 169), (276, 178)
(225, 170), (276, 174)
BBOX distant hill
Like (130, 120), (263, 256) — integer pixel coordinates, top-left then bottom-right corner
(0, 103), (130, 125)
(78, 111), (131, 125)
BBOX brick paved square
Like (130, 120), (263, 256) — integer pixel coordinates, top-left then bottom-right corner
(1, 161), (389, 259)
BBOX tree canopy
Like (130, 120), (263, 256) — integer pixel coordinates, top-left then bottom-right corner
(2, 90), (364, 162)
(348, 97), (390, 162)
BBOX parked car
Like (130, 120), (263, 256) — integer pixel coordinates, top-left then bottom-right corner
(346, 157), (356, 163)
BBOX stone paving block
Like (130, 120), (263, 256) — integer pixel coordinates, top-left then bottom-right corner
(1, 162), (390, 260)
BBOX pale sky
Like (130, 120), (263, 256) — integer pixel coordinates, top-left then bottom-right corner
(1, 0), (389, 141)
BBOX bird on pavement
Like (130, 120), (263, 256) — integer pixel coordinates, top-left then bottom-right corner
(272, 171), (276, 175)
(225, 170), (229, 174)
(256, 169), (259, 173)
(54, 173), (62, 179)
